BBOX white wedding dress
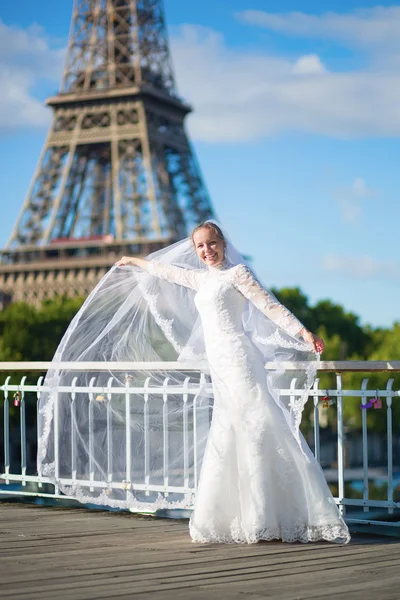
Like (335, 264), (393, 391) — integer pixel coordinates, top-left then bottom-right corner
(147, 259), (350, 545)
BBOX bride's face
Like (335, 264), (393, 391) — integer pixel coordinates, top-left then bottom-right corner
(193, 228), (225, 267)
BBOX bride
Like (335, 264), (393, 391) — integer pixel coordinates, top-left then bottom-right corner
(38, 220), (350, 545)
(115, 221), (350, 544)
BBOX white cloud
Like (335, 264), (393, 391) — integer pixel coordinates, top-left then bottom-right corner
(335, 177), (377, 224)
(3, 10), (400, 142)
(171, 24), (400, 142)
(236, 7), (400, 54)
(293, 54), (326, 75)
(322, 254), (400, 283)
(0, 20), (64, 132)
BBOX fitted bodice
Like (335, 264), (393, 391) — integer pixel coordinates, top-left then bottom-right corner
(194, 268), (247, 337)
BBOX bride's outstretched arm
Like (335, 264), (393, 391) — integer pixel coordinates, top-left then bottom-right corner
(116, 256), (150, 271)
(234, 264), (324, 352)
(116, 255), (201, 290)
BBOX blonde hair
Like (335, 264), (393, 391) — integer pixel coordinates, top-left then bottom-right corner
(191, 221), (226, 246)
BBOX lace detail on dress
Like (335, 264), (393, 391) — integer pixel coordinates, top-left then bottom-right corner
(37, 387), (57, 467)
(59, 484), (195, 512)
(42, 460), (55, 478)
(207, 258), (232, 271)
(178, 344), (207, 361)
(147, 260), (203, 290)
(190, 519), (350, 545)
(233, 264), (303, 337)
(289, 360), (319, 449)
(272, 444), (296, 492)
(142, 289), (182, 353)
(254, 329), (310, 352)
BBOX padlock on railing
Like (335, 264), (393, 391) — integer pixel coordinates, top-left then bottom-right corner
(321, 395), (336, 408)
(372, 396), (382, 409)
(13, 391), (22, 407)
(360, 390), (383, 410)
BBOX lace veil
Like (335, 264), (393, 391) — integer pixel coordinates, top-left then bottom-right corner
(37, 223), (318, 511)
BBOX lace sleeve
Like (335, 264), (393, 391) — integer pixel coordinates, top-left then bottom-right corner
(234, 264), (304, 337)
(147, 260), (202, 291)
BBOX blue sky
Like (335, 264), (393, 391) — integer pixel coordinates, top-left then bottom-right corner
(0, 1), (399, 328)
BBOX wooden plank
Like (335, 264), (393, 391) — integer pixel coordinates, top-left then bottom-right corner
(1, 539), (396, 586)
(0, 504), (399, 600)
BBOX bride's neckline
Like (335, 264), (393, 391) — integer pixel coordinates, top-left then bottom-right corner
(207, 258), (232, 271)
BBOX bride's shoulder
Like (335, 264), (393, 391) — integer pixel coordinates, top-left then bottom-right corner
(231, 263), (253, 275)
(230, 263), (255, 282)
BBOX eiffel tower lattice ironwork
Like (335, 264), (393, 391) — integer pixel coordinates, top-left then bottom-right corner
(1, 0), (215, 305)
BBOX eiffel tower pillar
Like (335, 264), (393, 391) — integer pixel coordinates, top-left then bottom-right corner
(0, 0), (215, 306)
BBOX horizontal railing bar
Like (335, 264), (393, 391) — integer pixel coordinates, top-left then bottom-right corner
(2, 486), (397, 516)
(4, 475), (396, 506)
(1, 384), (210, 395)
(0, 474), (46, 484)
(336, 498), (400, 509)
(2, 384), (399, 399)
(346, 519), (400, 527)
(311, 360), (400, 372)
(1, 491), (394, 525)
(0, 360), (399, 372)
(0, 490), (76, 500)
(1, 474), (191, 495)
(57, 478), (190, 494)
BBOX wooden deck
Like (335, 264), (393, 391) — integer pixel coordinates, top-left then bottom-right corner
(0, 503), (399, 600)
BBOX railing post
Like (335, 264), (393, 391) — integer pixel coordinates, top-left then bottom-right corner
(336, 373), (345, 517)
(361, 378), (369, 513)
(54, 386), (60, 496)
(192, 374), (203, 492)
(183, 377), (190, 491)
(313, 378), (320, 462)
(289, 376), (297, 415)
(3, 376), (11, 482)
(106, 376), (114, 493)
(162, 377), (170, 496)
(386, 378), (394, 514)
(19, 376), (27, 486)
(88, 376), (96, 492)
(143, 376), (150, 496)
(36, 376), (44, 488)
(70, 376), (78, 484)
(124, 374), (132, 501)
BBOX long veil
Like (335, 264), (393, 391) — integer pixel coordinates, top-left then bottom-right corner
(37, 224), (318, 511)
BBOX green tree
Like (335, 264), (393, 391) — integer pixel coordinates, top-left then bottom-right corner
(272, 288), (371, 359)
(341, 323), (400, 433)
(0, 297), (84, 429)
(271, 287), (315, 331)
(0, 296), (84, 361)
(311, 300), (371, 358)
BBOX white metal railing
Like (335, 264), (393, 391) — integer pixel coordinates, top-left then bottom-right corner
(1, 361), (400, 529)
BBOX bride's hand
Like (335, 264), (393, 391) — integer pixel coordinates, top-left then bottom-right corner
(116, 256), (135, 267)
(300, 329), (325, 354)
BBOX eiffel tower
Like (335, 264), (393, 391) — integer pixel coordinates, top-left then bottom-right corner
(0, 0), (214, 305)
